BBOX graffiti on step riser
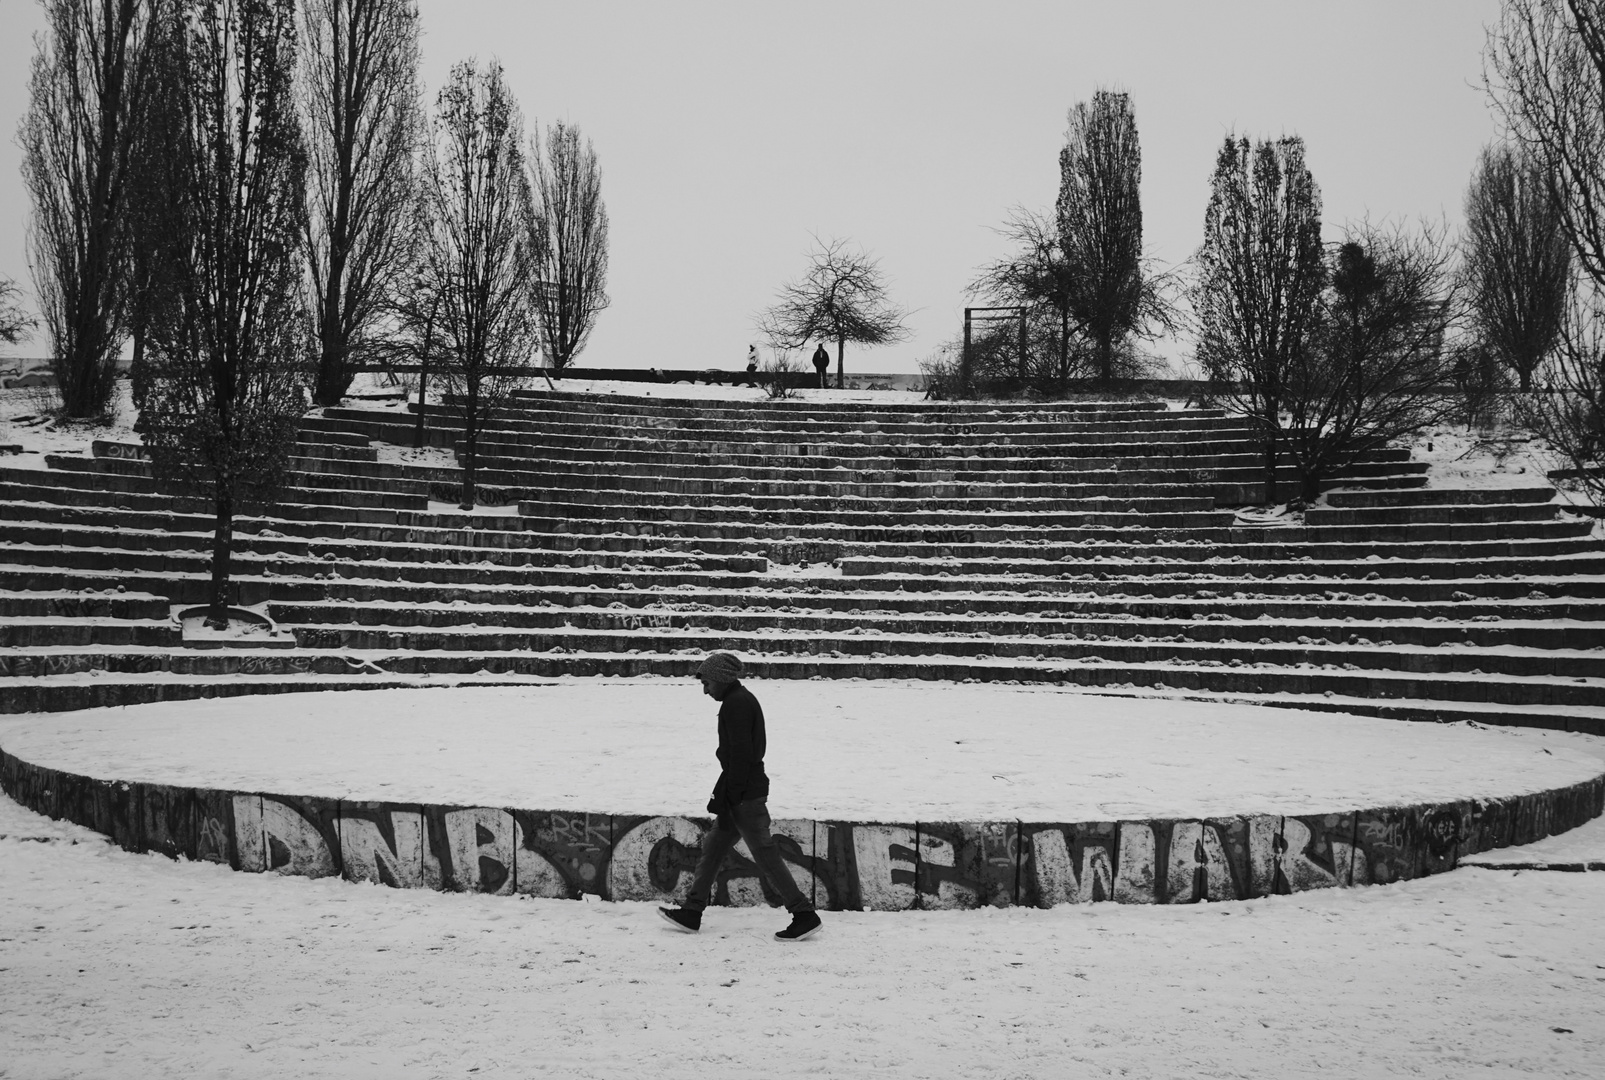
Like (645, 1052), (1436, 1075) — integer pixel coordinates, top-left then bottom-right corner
(7, 764), (1599, 908)
(201, 797), (1472, 907)
(235, 656), (312, 676)
(617, 612), (674, 631)
(94, 441), (150, 461)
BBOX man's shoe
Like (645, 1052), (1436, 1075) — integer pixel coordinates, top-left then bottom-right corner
(658, 907), (701, 933)
(775, 910), (822, 941)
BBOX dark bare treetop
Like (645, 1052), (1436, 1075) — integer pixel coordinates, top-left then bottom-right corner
(1518, 287), (1605, 500)
(1285, 220), (1458, 500)
(299, 0), (423, 405)
(530, 119), (609, 370)
(1485, 1), (1605, 491)
(1056, 90), (1170, 383)
(1193, 134), (1326, 504)
(1462, 143), (1572, 392)
(132, 0), (312, 628)
(21, 0), (158, 416)
(0, 278), (35, 346)
(968, 206), (1078, 384)
(413, 58), (539, 509)
(1486, 0), (1605, 290)
(757, 236), (910, 388)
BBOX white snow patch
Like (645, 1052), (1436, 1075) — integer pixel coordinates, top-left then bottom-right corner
(1, 682), (1599, 821)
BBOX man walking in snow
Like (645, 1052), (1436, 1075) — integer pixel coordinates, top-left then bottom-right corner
(659, 652), (823, 941)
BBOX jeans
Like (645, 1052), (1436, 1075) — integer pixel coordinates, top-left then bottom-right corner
(684, 798), (814, 914)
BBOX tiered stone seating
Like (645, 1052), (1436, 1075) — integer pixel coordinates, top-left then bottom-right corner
(2, 388), (1602, 734)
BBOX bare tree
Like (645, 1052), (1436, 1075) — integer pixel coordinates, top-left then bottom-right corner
(132, 0), (312, 629)
(1192, 134), (1326, 505)
(1486, 0), (1605, 290)
(1485, 2), (1605, 479)
(299, 0), (422, 406)
(0, 278), (35, 346)
(1285, 221), (1458, 501)
(1520, 287), (1605, 501)
(968, 206), (1077, 385)
(1056, 90), (1171, 383)
(1461, 143), (1571, 392)
(20, 0), (159, 416)
(757, 236), (910, 388)
(529, 119), (609, 370)
(413, 58), (540, 509)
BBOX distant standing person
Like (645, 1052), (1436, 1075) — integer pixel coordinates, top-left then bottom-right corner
(811, 343), (830, 389)
(746, 344), (760, 388)
(659, 652), (823, 941)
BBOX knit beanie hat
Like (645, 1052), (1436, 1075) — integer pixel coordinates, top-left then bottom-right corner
(697, 651), (743, 684)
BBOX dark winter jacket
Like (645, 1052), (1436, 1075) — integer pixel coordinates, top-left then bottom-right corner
(709, 679), (770, 812)
(812, 346), (830, 371)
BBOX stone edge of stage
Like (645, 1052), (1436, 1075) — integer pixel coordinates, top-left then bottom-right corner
(5, 743), (1602, 909)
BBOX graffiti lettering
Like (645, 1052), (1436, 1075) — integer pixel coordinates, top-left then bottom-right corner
(3, 756), (1592, 911)
(95, 441), (150, 461)
(620, 612), (674, 631)
(339, 810), (426, 889)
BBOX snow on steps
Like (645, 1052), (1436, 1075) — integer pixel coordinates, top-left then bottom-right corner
(0, 391), (1600, 731)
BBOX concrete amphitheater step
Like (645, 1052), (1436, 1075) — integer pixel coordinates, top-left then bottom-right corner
(263, 597), (1605, 648)
(0, 473), (533, 530)
(0, 588), (171, 620)
(10, 551), (1593, 616)
(7, 643), (1601, 725)
(0, 541), (769, 590)
(0, 617), (181, 647)
(1304, 502), (1565, 526)
(275, 615), (1605, 681)
(461, 450), (1424, 495)
(506, 386), (1184, 416)
(38, 456), (433, 511)
(838, 540), (1605, 578)
(0, 671), (437, 714)
(1323, 486), (1558, 508)
(0, 518), (769, 574)
(323, 406), (1261, 448)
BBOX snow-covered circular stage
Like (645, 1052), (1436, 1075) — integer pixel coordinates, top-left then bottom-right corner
(3, 680), (1602, 908)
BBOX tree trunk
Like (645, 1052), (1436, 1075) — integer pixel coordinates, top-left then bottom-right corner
(459, 401), (478, 510)
(206, 489), (234, 630)
(314, 263), (351, 406)
(413, 354), (429, 449)
(835, 337), (845, 390)
(1262, 429), (1279, 506)
(1300, 467), (1322, 504)
(1097, 329), (1113, 385)
(1059, 304), (1070, 386)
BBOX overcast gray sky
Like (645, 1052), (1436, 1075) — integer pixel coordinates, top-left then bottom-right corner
(0, 0), (1505, 373)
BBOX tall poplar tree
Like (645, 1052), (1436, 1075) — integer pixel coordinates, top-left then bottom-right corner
(1193, 134), (1326, 504)
(21, 0), (158, 416)
(1461, 143), (1571, 392)
(1056, 90), (1152, 384)
(300, 0), (422, 405)
(133, 0), (312, 628)
(530, 119), (609, 370)
(413, 59), (540, 509)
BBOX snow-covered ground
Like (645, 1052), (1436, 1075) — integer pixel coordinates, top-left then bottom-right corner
(2, 788), (1603, 1079)
(2, 682), (1600, 821)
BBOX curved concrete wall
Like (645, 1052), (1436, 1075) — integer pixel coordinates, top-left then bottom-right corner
(3, 746), (1601, 908)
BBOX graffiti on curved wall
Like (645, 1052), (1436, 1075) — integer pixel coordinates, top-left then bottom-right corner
(2, 750), (1602, 909)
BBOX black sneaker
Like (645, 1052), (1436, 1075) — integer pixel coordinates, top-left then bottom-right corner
(775, 910), (822, 941)
(658, 907), (701, 933)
